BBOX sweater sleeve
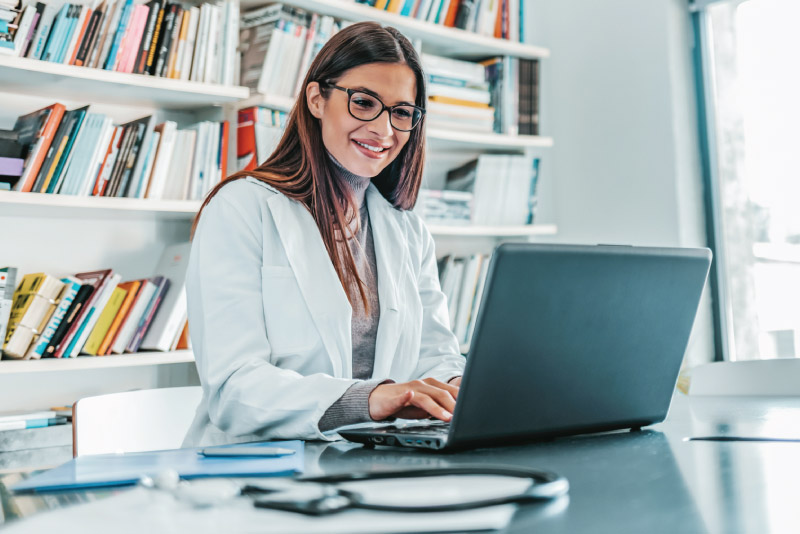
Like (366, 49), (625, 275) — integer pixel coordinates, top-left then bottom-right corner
(318, 379), (387, 432)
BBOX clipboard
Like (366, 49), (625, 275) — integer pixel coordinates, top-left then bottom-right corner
(13, 440), (304, 493)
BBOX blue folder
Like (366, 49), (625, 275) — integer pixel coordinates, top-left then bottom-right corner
(12, 440), (304, 493)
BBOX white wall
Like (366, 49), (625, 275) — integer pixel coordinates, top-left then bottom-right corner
(528, 0), (714, 366)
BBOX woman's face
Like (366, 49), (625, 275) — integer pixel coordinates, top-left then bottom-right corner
(307, 62), (418, 178)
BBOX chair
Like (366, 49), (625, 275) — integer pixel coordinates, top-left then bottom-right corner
(72, 386), (203, 457)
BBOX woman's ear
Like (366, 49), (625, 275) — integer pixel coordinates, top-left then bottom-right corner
(306, 82), (324, 119)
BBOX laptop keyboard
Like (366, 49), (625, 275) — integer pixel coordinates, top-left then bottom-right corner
(381, 421), (451, 435)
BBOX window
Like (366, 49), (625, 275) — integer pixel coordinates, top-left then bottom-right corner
(695, 0), (800, 359)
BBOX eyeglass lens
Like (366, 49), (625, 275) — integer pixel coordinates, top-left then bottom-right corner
(349, 92), (421, 131)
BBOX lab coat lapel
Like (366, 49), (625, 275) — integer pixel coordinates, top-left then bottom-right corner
(366, 184), (405, 379)
(267, 194), (351, 377)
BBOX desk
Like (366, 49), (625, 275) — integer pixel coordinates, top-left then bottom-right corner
(2, 393), (800, 533)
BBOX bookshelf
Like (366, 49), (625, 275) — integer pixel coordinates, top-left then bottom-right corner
(0, 0), (553, 415)
(0, 351), (195, 374)
(238, 0), (550, 60)
(0, 55), (249, 109)
(0, 190), (200, 220)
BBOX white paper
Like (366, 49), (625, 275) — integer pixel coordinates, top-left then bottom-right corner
(4, 486), (515, 534)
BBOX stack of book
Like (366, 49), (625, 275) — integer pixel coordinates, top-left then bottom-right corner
(1, 0), (239, 85)
(236, 105), (287, 172)
(0, 410), (68, 431)
(416, 189), (472, 225)
(0, 0), (18, 52)
(10, 102), (228, 200)
(0, 242), (191, 361)
(354, 0), (524, 42)
(438, 253), (490, 346)
(0, 267), (18, 349)
(0, 129), (24, 188)
(482, 56), (539, 136)
(240, 3), (341, 99)
(422, 54), (495, 134)
(424, 155), (540, 226)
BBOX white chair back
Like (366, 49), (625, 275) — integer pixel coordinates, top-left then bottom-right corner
(72, 386), (202, 457)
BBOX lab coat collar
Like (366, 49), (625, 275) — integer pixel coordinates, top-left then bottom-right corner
(267, 183), (406, 379)
(366, 183), (405, 379)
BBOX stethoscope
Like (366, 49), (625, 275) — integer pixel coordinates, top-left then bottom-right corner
(251, 466), (568, 515)
(141, 465), (569, 516)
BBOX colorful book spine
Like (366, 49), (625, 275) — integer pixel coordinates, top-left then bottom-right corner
(25, 277), (80, 359)
(83, 285), (128, 355)
(126, 276), (169, 353)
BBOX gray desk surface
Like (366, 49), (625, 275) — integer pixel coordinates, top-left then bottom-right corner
(2, 393), (800, 533)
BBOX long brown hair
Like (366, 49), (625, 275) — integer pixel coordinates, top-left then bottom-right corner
(194, 21), (427, 312)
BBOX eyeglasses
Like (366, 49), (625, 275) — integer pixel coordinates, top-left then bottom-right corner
(324, 82), (425, 132)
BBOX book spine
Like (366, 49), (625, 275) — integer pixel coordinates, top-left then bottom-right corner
(26, 279), (80, 359)
(134, 0), (159, 74)
(152, 3), (175, 77)
(74, 8), (101, 66)
(126, 278), (169, 353)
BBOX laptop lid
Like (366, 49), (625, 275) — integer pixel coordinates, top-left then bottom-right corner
(448, 243), (712, 449)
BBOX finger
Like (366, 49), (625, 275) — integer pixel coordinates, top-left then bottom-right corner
(416, 383), (457, 414)
(422, 377), (460, 399)
(409, 393), (453, 422)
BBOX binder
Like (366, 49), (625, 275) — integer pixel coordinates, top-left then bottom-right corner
(13, 440), (304, 493)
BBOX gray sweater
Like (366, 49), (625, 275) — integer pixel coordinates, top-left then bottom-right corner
(318, 158), (385, 432)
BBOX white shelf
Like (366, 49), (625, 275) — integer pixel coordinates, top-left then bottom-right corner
(240, 0), (550, 60)
(426, 129), (553, 151)
(427, 224), (557, 237)
(239, 93), (296, 112)
(0, 191), (201, 220)
(0, 351), (195, 375)
(0, 55), (249, 109)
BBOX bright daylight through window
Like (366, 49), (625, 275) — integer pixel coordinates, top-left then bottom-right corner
(705, 0), (800, 359)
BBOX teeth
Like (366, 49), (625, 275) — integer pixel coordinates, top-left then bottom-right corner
(355, 140), (385, 153)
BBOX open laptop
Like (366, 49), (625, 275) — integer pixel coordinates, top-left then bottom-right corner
(340, 243), (712, 450)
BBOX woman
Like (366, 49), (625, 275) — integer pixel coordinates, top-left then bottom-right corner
(183, 21), (465, 446)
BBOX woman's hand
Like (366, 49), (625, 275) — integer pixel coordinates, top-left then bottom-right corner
(369, 378), (460, 422)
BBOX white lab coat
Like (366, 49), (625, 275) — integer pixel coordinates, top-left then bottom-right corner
(183, 177), (465, 446)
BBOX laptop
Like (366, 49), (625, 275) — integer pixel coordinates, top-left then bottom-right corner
(340, 243), (712, 450)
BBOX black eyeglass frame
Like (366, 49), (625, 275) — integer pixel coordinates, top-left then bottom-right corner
(323, 82), (426, 132)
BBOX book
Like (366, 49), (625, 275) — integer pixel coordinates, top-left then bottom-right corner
(2, 273), (65, 360)
(64, 273), (121, 358)
(0, 416), (68, 432)
(82, 284), (128, 355)
(110, 278), (155, 354)
(142, 0), (165, 74)
(0, 410), (58, 424)
(0, 266), (17, 356)
(132, 0), (161, 74)
(91, 125), (122, 196)
(143, 121), (176, 198)
(12, 103), (65, 192)
(73, 3), (104, 66)
(43, 283), (93, 358)
(31, 105), (89, 194)
(97, 279), (140, 355)
(113, 115), (153, 197)
(25, 277), (81, 359)
(140, 242), (190, 351)
(52, 269), (112, 358)
(103, 0), (133, 69)
(126, 275), (169, 353)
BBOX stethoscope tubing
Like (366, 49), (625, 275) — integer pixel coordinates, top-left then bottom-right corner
(250, 465), (569, 515)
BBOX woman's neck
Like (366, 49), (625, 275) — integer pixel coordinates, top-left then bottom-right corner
(327, 152), (371, 208)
